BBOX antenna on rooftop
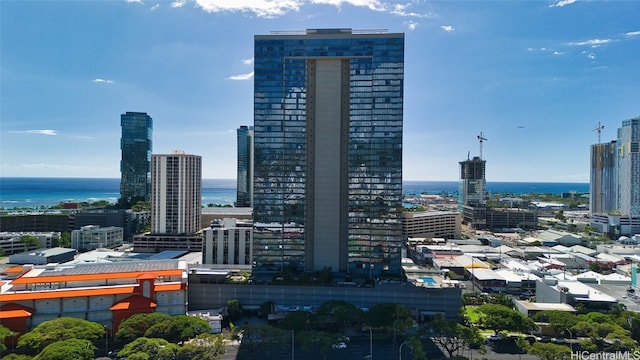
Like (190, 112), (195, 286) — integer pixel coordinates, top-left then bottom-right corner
(477, 132), (488, 160)
(592, 122), (605, 144)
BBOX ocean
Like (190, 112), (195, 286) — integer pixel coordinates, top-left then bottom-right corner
(0, 177), (589, 210)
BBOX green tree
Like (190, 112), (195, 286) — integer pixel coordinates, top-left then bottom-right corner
(17, 317), (104, 355)
(477, 304), (536, 335)
(367, 303), (415, 343)
(527, 342), (571, 360)
(2, 354), (33, 360)
(118, 337), (179, 360)
(144, 315), (211, 344)
(278, 311), (313, 332)
(34, 339), (94, 360)
(424, 314), (482, 358)
(20, 235), (40, 249)
(514, 336), (530, 360)
(132, 201), (151, 212)
(0, 324), (11, 353)
(56, 232), (71, 248)
(298, 331), (348, 360)
(116, 312), (171, 342)
(315, 300), (363, 332)
(175, 333), (225, 360)
(239, 324), (288, 359)
(533, 311), (578, 337)
(226, 299), (243, 324)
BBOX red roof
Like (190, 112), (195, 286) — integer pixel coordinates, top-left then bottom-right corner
(0, 303), (34, 319)
(12, 269), (184, 285)
(110, 295), (157, 311)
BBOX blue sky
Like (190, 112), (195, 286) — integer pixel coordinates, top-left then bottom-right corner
(1, 0), (639, 182)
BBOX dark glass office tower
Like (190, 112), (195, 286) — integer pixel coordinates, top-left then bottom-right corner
(120, 112), (153, 206)
(236, 125), (254, 208)
(253, 29), (404, 278)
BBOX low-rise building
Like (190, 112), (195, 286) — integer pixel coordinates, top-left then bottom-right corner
(8, 247), (76, 265)
(402, 211), (461, 239)
(0, 259), (188, 339)
(71, 225), (124, 251)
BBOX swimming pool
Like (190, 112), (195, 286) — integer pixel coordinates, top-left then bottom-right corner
(420, 277), (436, 285)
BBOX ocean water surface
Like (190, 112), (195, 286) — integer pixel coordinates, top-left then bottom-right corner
(0, 177), (589, 210)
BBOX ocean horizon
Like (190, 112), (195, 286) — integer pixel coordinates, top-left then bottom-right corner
(0, 177), (589, 210)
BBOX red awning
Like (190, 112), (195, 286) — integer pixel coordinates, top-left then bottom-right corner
(110, 295), (157, 311)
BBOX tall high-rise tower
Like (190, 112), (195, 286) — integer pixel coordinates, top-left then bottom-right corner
(151, 151), (202, 235)
(590, 141), (617, 214)
(120, 112), (153, 205)
(252, 28), (405, 277)
(617, 117), (640, 218)
(590, 117), (640, 237)
(236, 125), (254, 207)
(458, 157), (487, 211)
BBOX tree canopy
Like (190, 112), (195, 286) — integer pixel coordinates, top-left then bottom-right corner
(527, 342), (571, 360)
(477, 304), (536, 335)
(33, 339), (95, 360)
(118, 337), (179, 360)
(17, 317), (104, 355)
(116, 312), (172, 342)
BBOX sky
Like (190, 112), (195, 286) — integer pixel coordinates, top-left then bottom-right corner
(1, 0), (639, 182)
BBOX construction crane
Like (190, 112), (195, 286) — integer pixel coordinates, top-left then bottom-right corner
(477, 132), (488, 160)
(592, 122), (605, 144)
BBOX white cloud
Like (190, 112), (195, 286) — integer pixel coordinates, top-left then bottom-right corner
(10, 130), (58, 136)
(564, 38), (614, 47)
(125, 0), (144, 3)
(549, 0), (577, 8)
(93, 78), (114, 84)
(391, 3), (432, 17)
(151, 3), (160, 10)
(242, 58), (254, 65)
(587, 53), (596, 60)
(194, 0), (302, 17)
(171, 0), (186, 8)
(625, 31), (640, 37)
(312, 0), (385, 12)
(552, 51), (564, 55)
(407, 21), (418, 31)
(228, 71), (254, 80)
(440, 25), (454, 32)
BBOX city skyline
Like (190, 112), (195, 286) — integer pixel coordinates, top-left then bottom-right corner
(1, 1), (639, 182)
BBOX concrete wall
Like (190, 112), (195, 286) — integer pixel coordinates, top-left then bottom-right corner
(188, 281), (462, 321)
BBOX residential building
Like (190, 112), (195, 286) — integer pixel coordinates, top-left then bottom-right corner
(120, 112), (153, 205)
(458, 156), (486, 211)
(71, 225), (124, 251)
(252, 28), (405, 277)
(133, 151), (202, 252)
(590, 116), (640, 236)
(151, 151), (201, 235)
(236, 125), (254, 207)
(202, 218), (253, 265)
(590, 141), (617, 214)
(617, 117), (640, 219)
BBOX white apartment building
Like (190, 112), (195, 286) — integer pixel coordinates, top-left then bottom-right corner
(71, 225), (123, 251)
(202, 218), (253, 265)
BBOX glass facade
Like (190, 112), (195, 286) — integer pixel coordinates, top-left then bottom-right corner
(236, 126), (254, 207)
(120, 112), (153, 204)
(253, 29), (404, 278)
